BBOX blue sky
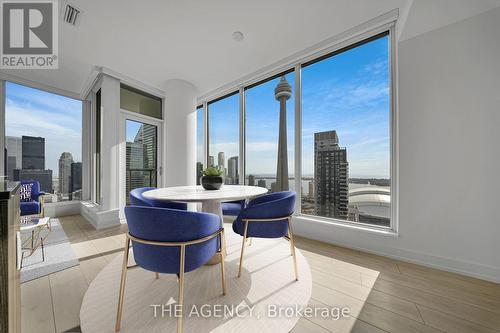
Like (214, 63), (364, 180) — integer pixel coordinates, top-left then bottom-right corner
(200, 34), (390, 178)
(5, 82), (82, 173)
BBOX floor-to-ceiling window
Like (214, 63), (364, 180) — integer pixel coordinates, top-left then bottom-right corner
(94, 89), (102, 204)
(5, 82), (83, 202)
(208, 92), (240, 185)
(245, 72), (295, 193)
(301, 32), (391, 227)
(196, 105), (204, 184)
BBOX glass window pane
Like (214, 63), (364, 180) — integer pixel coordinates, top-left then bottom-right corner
(120, 84), (162, 119)
(196, 106), (204, 185)
(245, 72), (295, 193)
(208, 93), (239, 185)
(125, 120), (157, 205)
(301, 33), (391, 227)
(5, 82), (82, 202)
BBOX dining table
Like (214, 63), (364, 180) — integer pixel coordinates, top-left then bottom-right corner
(143, 185), (268, 225)
(142, 185), (268, 264)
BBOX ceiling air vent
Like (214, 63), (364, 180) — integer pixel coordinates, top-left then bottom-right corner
(62, 2), (81, 26)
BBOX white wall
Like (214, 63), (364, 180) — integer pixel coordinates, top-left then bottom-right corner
(294, 7), (500, 282)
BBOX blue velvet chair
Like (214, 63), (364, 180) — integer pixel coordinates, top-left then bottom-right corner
(222, 200), (245, 216)
(19, 180), (45, 217)
(116, 206), (227, 333)
(232, 191), (298, 280)
(129, 187), (187, 210)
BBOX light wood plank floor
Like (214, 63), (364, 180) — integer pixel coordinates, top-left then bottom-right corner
(21, 215), (500, 333)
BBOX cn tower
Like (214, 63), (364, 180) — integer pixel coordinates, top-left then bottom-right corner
(274, 75), (292, 191)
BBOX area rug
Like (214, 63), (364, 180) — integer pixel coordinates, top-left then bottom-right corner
(80, 225), (312, 333)
(21, 218), (79, 283)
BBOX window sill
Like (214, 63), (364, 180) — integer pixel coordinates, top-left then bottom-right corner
(293, 214), (399, 238)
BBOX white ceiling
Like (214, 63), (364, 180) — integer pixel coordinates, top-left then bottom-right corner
(1, 0), (499, 98)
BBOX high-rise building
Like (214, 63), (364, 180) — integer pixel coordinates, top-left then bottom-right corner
(314, 130), (349, 219)
(274, 76), (291, 191)
(126, 141), (147, 202)
(227, 156), (238, 184)
(196, 162), (203, 185)
(271, 182), (277, 193)
(248, 174), (255, 186)
(308, 181), (314, 198)
(134, 124), (156, 169)
(70, 162), (82, 200)
(6, 136), (22, 180)
(217, 152), (225, 168)
(257, 179), (266, 188)
(22, 136), (45, 170)
(208, 155), (214, 167)
(14, 169), (53, 193)
(58, 152), (74, 196)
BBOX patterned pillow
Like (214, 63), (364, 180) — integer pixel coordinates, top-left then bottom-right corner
(20, 183), (34, 202)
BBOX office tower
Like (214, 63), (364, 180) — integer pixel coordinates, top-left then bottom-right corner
(59, 152), (74, 196)
(227, 156), (238, 184)
(308, 181), (314, 198)
(314, 130), (349, 219)
(14, 169), (53, 193)
(271, 182), (277, 193)
(22, 136), (45, 170)
(217, 152), (225, 168)
(134, 124), (157, 169)
(208, 155), (214, 167)
(257, 179), (266, 188)
(196, 162), (203, 185)
(248, 174), (255, 186)
(275, 76), (291, 191)
(6, 136), (22, 180)
(126, 141), (147, 202)
(70, 162), (82, 200)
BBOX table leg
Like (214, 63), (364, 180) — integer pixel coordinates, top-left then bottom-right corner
(201, 200), (225, 265)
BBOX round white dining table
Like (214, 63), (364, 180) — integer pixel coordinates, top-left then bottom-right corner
(142, 185), (268, 226)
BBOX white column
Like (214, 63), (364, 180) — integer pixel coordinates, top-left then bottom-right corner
(81, 99), (91, 201)
(100, 75), (121, 212)
(162, 79), (197, 187)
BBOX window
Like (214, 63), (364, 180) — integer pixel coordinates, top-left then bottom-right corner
(5, 82), (83, 202)
(208, 92), (240, 185)
(120, 84), (162, 119)
(95, 89), (102, 204)
(196, 105), (204, 184)
(301, 32), (391, 227)
(245, 72), (295, 192)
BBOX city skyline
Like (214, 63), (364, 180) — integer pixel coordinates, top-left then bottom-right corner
(198, 35), (390, 179)
(5, 82), (82, 173)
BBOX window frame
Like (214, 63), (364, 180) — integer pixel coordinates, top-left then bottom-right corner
(200, 22), (398, 234)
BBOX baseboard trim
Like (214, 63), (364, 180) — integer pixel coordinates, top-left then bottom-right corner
(293, 216), (500, 284)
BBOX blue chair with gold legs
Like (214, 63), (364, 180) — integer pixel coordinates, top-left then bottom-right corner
(20, 180), (45, 217)
(232, 191), (298, 281)
(116, 207), (227, 333)
(130, 187), (187, 210)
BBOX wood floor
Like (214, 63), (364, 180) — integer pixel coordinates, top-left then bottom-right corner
(21, 215), (500, 333)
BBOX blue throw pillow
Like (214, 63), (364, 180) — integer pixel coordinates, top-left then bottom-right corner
(20, 183), (33, 202)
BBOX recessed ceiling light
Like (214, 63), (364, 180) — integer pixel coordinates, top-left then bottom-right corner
(232, 31), (244, 42)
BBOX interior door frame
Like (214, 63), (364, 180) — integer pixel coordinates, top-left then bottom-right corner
(119, 109), (164, 218)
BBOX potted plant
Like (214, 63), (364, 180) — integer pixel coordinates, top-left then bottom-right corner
(201, 166), (224, 190)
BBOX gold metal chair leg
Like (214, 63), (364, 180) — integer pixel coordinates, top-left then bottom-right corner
(115, 236), (131, 331)
(155, 272), (159, 279)
(220, 229), (227, 295)
(287, 218), (299, 281)
(237, 221), (249, 278)
(177, 245), (186, 333)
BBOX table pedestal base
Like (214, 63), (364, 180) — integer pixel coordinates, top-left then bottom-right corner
(201, 200), (226, 265)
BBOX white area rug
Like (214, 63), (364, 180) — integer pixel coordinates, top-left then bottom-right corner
(80, 225), (312, 333)
(21, 219), (79, 283)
